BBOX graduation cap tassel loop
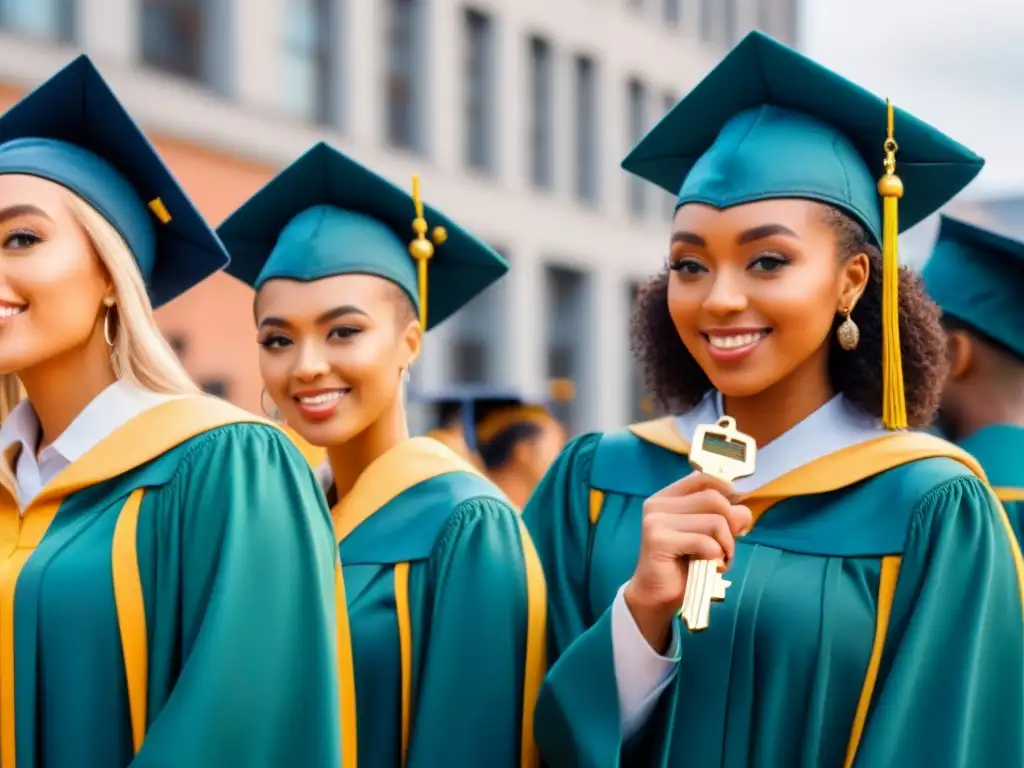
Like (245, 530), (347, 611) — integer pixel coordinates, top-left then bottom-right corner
(877, 99), (907, 430)
(408, 174), (448, 329)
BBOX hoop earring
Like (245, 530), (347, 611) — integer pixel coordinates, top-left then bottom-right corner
(836, 307), (860, 351)
(103, 305), (116, 347)
(261, 388), (280, 421)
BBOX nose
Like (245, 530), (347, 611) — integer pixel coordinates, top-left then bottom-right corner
(292, 340), (331, 382)
(702, 270), (748, 318)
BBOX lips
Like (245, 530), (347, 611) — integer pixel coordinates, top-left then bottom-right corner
(705, 330), (769, 349)
(291, 387), (351, 423)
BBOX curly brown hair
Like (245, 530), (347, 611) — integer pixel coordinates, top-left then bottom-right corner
(630, 205), (948, 428)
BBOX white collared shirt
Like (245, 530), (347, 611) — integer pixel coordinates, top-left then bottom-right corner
(0, 380), (180, 508)
(613, 392), (888, 738)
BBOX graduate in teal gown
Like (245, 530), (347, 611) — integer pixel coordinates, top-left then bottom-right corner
(413, 382), (571, 508)
(218, 143), (548, 767)
(922, 215), (1024, 541)
(522, 31), (1024, 767)
(0, 58), (342, 767)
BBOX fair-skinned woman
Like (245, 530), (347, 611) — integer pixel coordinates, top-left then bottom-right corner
(524, 32), (1024, 767)
(0, 57), (342, 767)
(218, 142), (547, 767)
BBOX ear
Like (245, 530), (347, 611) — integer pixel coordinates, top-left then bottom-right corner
(947, 329), (973, 381)
(510, 436), (534, 468)
(837, 251), (870, 311)
(399, 316), (423, 371)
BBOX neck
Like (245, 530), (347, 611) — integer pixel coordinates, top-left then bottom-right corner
(19, 332), (117, 448)
(327, 399), (410, 501)
(948, 393), (1024, 443)
(721, 352), (834, 448)
(489, 466), (532, 509)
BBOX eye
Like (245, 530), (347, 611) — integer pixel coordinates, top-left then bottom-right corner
(669, 257), (708, 275)
(258, 334), (292, 350)
(328, 326), (362, 341)
(749, 253), (789, 272)
(3, 230), (41, 251)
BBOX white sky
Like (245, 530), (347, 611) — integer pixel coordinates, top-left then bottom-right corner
(803, 3), (1024, 200)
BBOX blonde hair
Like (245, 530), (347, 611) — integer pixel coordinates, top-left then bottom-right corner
(0, 190), (200, 493)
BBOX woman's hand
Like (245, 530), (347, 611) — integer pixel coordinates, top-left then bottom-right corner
(624, 473), (752, 652)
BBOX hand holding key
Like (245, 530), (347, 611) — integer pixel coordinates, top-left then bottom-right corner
(623, 471), (752, 653)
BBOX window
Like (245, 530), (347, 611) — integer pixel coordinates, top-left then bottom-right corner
(527, 35), (554, 189)
(282, 0), (333, 123)
(0, 0), (74, 41)
(573, 55), (599, 204)
(627, 78), (648, 217)
(463, 9), (496, 173)
(663, 0), (680, 26)
(385, 0), (425, 151)
(661, 91), (678, 220)
(141, 0), (227, 90)
(447, 247), (508, 385)
(627, 281), (650, 422)
(699, 0), (716, 41)
(545, 266), (587, 433)
(723, 0), (737, 44)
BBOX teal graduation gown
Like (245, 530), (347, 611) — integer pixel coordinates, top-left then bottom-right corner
(332, 437), (546, 767)
(958, 424), (1024, 544)
(0, 396), (343, 767)
(523, 416), (1024, 767)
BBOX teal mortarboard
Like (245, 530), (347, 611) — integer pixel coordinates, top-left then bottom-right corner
(0, 55), (229, 307)
(622, 30), (984, 430)
(218, 142), (508, 329)
(923, 216), (1024, 359)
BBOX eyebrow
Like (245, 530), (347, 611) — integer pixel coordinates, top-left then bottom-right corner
(258, 304), (369, 330)
(0, 204), (53, 227)
(736, 224), (800, 245)
(670, 223), (800, 249)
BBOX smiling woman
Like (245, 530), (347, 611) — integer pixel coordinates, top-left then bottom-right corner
(0, 56), (342, 767)
(218, 142), (548, 768)
(522, 31), (1024, 768)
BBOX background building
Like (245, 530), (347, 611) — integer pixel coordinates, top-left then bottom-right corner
(0, 0), (800, 433)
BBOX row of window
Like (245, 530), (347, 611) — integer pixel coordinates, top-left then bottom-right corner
(627, 0), (798, 48)
(0, 0), (791, 221)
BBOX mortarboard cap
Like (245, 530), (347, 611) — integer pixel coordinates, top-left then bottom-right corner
(0, 55), (229, 307)
(411, 380), (572, 453)
(622, 30), (984, 430)
(218, 142), (508, 330)
(923, 215), (1024, 359)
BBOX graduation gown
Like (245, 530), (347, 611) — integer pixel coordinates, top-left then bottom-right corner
(523, 404), (1024, 767)
(958, 424), (1024, 544)
(0, 395), (343, 767)
(333, 436), (546, 767)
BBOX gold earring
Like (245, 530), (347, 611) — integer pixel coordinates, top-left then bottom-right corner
(103, 305), (116, 347)
(260, 389), (281, 421)
(837, 307), (860, 351)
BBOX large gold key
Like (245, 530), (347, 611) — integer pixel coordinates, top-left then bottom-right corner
(680, 416), (757, 632)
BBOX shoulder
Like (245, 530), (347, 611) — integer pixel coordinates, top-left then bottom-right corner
(589, 421), (693, 498)
(166, 421), (307, 482)
(430, 475), (531, 563)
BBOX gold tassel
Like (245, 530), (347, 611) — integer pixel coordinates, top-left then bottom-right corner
(877, 100), (906, 430)
(408, 174), (448, 329)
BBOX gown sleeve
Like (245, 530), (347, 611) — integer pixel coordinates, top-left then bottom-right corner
(850, 474), (1024, 767)
(132, 423), (342, 767)
(522, 435), (671, 767)
(406, 497), (543, 767)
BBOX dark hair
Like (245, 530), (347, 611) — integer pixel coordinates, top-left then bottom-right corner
(478, 422), (543, 471)
(941, 314), (1024, 366)
(630, 205), (948, 428)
